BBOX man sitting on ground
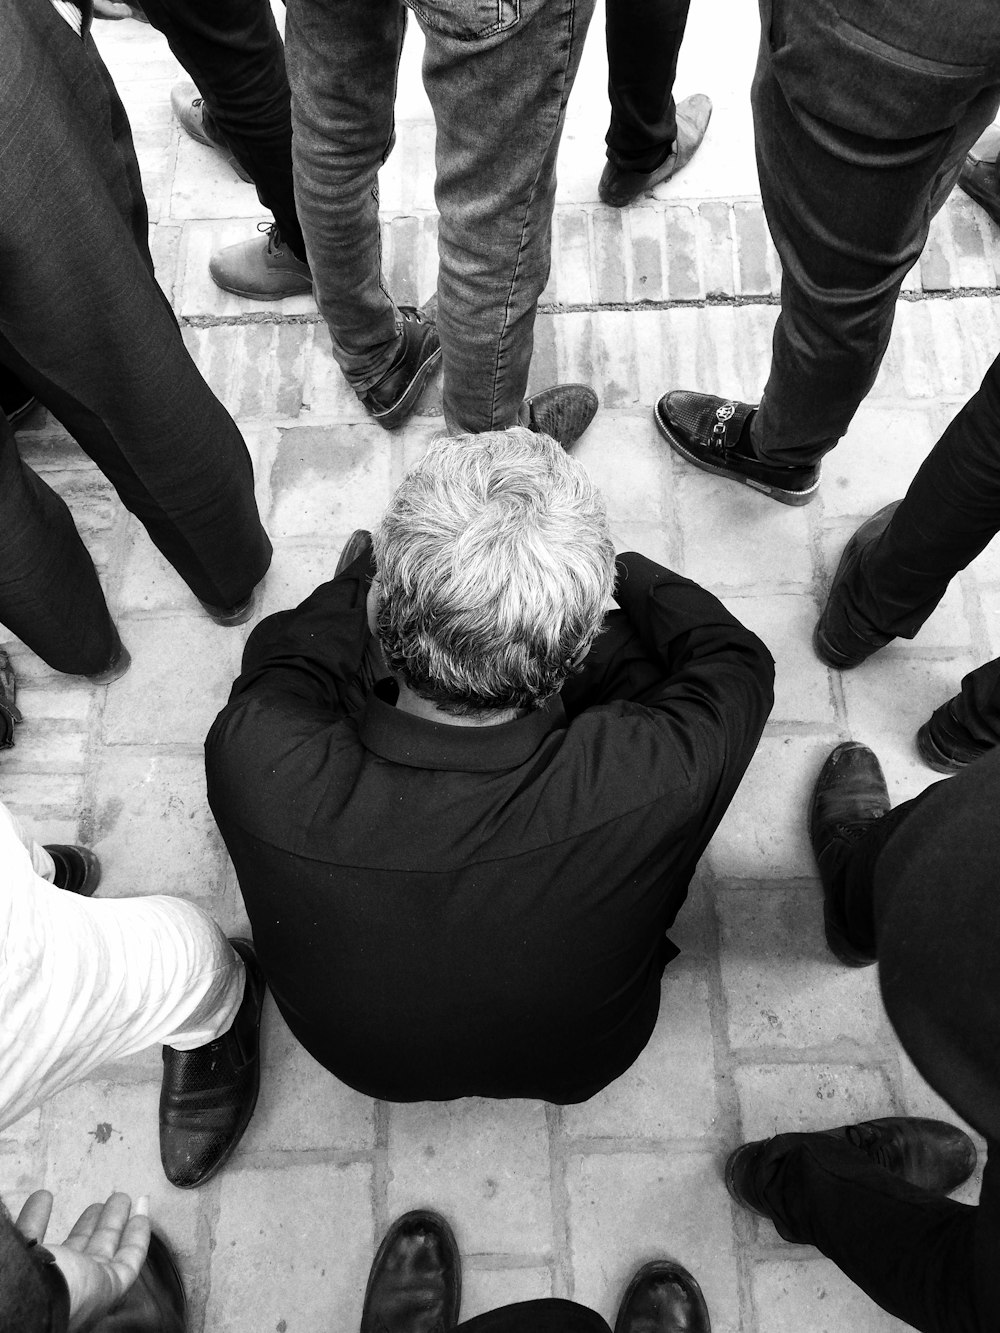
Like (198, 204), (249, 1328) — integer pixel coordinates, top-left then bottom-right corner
(206, 430), (773, 1103)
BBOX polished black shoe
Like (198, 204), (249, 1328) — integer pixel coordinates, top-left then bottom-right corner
(95, 1232), (187, 1333)
(86, 630), (132, 686)
(360, 302), (442, 430)
(160, 938), (265, 1189)
(599, 94), (712, 208)
(726, 1117), (977, 1222)
(654, 391), (820, 506)
(199, 580), (263, 627)
(45, 845), (101, 897)
(335, 529), (373, 578)
(809, 742), (890, 966)
(524, 384), (599, 449)
(614, 1259), (711, 1333)
(813, 502), (900, 668)
(0, 647), (21, 749)
(917, 695), (995, 773)
(361, 1210), (461, 1333)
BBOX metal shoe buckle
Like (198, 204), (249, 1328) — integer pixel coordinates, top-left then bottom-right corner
(710, 402), (736, 457)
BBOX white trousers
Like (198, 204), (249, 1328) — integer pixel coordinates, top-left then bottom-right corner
(0, 801), (244, 1131)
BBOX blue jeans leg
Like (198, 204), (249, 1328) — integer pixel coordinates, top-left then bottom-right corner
(286, 0), (404, 390)
(417, 0), (596, 432)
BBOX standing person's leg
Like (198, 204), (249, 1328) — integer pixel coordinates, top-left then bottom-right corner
(417, 0), (596, 434)
(604, 0), (691, 174)
(0, 408), (122, 677)
(749, 15), (999, 469)
(0, 802), (245, 1132)
(0, 0), (271, 618)
(140, 0), (305, 259)
(286, 0), (406, 391)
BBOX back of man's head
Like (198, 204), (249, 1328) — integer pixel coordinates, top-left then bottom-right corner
(372, 429), (615, 716)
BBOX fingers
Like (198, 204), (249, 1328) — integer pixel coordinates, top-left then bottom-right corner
(15, 1190), (53, 1243)
(63, 1193), (137, 1259)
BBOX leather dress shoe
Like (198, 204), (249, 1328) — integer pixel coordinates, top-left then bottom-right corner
(44, 845), (101, 896)
(170, 81), (252, 182)
(523, 384), (599, 449)
(614, 1259), (711, 1333)
(360, 302), (441, 430)
(599, 93), (712, 208)
(335, 529), (373, 578)
(726, 1117), (978, 1220)
(361, 1210), (461, 1333)
(813, 502), (900, 668)
(209, 223), (313, 301)
(654, 391), (820, 506)
(0, 647), (21, 749)
(160, 939), (265, 1188)
(95, 1232), (187, 1333)
(958, 124), (1000, 227)
(809, 742), (890, 966)
(199, 580), (263, 627)
(917, 695), (995, 773)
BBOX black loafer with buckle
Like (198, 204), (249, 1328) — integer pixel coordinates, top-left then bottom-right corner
(654, 390), (820, 506)
(360, 303), (442, 431)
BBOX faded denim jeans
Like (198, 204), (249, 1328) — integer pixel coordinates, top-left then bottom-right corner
(285, 0), (595, 433)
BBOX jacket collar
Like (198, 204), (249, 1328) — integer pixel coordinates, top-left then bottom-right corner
(359, 679), (564, 772)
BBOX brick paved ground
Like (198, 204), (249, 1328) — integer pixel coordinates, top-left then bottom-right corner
(2, 5), (997, 1331)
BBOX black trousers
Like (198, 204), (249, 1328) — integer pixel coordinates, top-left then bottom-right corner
(604, 0), (691, 173)
(138, 0), (306, 260)
(459, 1300), (610, 1333)
(763, 760), (1000, 1331)
(0, 0), (271, 675)
(749, 0), (1000, 467)
(821, 351), (1000, 743)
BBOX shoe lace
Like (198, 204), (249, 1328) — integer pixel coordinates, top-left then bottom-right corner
(846, 1123), (897, 1172)
(257, 220), (283, 253)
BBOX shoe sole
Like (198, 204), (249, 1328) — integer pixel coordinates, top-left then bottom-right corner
(367, 344), (443, 431)
(915, 720), (971, 774)
(653, 400), (820, 506)
(209, 277), (313, 301)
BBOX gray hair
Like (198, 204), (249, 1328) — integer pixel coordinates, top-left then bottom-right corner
(372, 428), (615, 715)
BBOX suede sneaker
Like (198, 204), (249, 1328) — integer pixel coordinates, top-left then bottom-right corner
(170, 81), (252, 182)
(600, 94), (712, 208)
(209, 222), (313, 301)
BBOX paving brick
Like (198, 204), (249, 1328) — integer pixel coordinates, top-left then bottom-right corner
(627, 206), (667, 303)
(527, 312), (561, 397)
(181, 323), (308, 420)
(386, 214), (424, 308)
(733, 1064), (895, 1143)
(572, 411), (667, 524)
(947, 194), (996, 289)
(555, 210), (594, 306)
(101, 617), (242, 746)
(206, 1161), (374, 1333)
(269, 424), (395, 538)
(0, 1107), (47, 1196)
(462, 1266), (554, 1319)
(300, 325), (371, 422)
(42, 1080), (204, 1273)
(819, 404), (936, 520)
(716, 888), (885, 1050)
(566, 1151), (740, 1332)
(707, 735), (836, 880)
(0, 724), (88, 776)
(591, 207), (629, 305)
(839, 653), (977, 800)
(665, 206), (701, 300)
(673, 469), (813, 593)
(169, 138), (259, 221)
(258, 540), (351, 619)
(1, 772), (87, 844)
(723, 594), (835, 724)
(388, 1099), (552, 1253)
(734, 202), (775, 296)
(561, 958), (719, 1140)
(751, 1257), (911, 1332)
(554, 311), (601, 396)
(696, 202), (736, 298)
(919, 211), (954, 291)
(611, 518), (677, 572)
(86, 748), (224, 900)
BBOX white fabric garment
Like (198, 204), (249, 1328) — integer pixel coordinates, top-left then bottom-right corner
(50, 0), (82, 35)
(0, 801), (244, 1130)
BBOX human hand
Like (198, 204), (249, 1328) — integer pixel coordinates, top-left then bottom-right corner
(92, 0), (136, 18)
(16, 1190), (151, 1331)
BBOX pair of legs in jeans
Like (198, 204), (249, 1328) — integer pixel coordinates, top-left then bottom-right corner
(755, 749), (1000, 1331)
(285, 0), (593, 433)
(0, 0), (271, 677)
(748, 0), (1000, 471)
(0, 799), (244, 1132)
